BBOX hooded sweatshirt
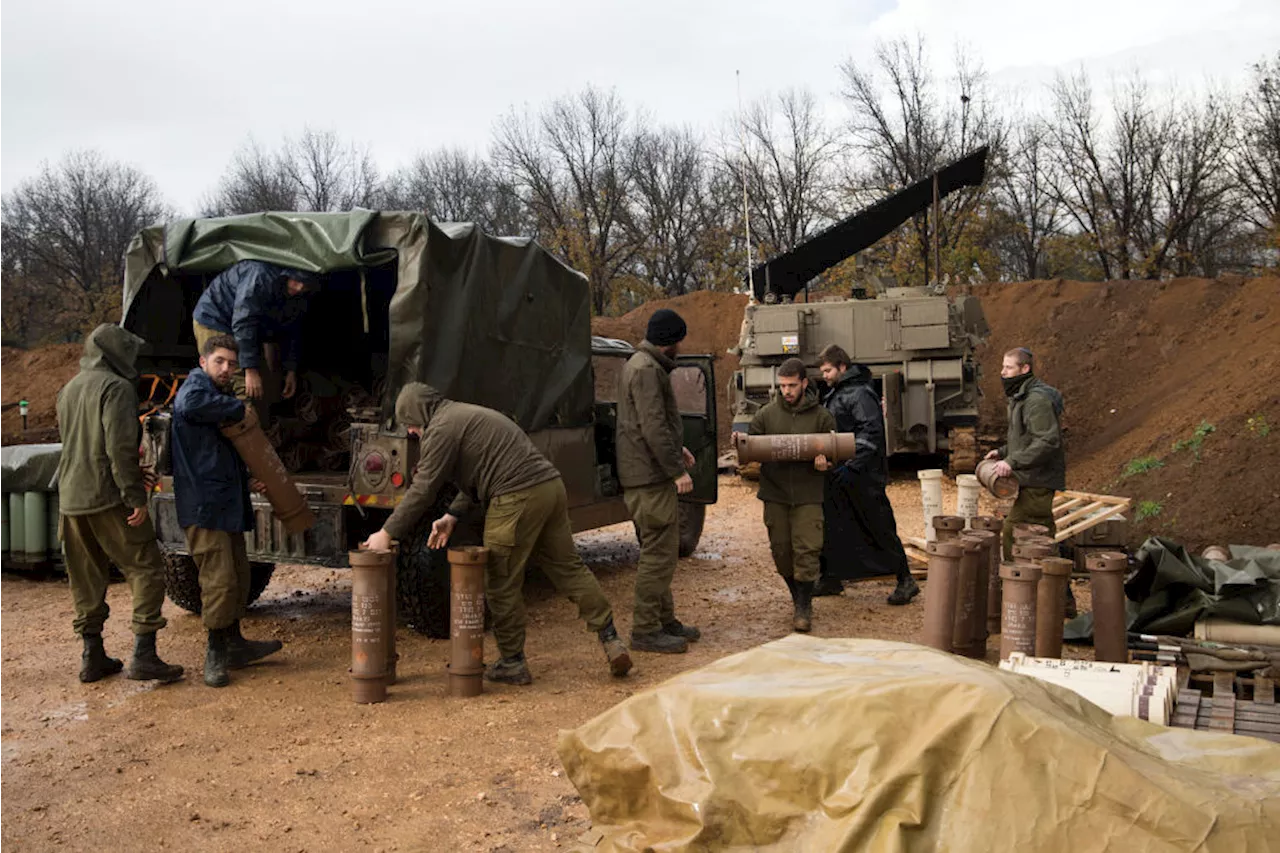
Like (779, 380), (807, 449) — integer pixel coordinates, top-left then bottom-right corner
(748, 388), (836, 506)
(56, 324), (149, 515)
(382, 383), (561, 540)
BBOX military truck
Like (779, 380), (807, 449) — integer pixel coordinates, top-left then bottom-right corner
(731, 148), (991, 475)
(121, 211), (718, 638)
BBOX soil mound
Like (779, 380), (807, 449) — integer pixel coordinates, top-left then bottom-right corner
(1, 344), (83, 444)
(971, 276), (1280, 550)
(593, 291), (750, 446)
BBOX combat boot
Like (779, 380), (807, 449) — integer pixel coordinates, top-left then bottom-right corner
(204, 627), (231, 688)
(598, 621), (633, 678)
(813, 575), (844, 597)
(485, 654), (533, 686)
(126, 632), (184, 683)
(630, 630), (688, 654)
(887, 575), (921, 606)
(226, 620), (283, 669)
(793, 581), (814, 633)
(662, 619), (701, 642)
(79, 633), (124, 683)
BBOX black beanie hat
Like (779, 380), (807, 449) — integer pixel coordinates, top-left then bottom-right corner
(646, 308), (687, 347)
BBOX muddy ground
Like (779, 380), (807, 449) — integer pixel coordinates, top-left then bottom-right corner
(0, 473), (1093, 852)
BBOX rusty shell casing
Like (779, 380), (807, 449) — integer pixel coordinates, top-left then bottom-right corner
(951, 537), (985, 658)
(970, 516), (1005, 635)
(1012, 523), (1052, 542)
(975, 459), (1020, 499)
(386, 547), (399, 686)
(931, 515), (967, 542)
(1012, 541), (1056, 562)
(350, 547), (392, 704)
(960, 530), (997, 656)
(922, 541), (964, 652)
(448, 546), (488, 698)
(733, 431), (857, 464)
(1087, 551), (1129, 663)
(219, 407), (317, 534)
(999, 562), (1042, 660)
(1034, 557), (1074, 659)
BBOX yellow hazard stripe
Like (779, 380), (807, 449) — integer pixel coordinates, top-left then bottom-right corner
(342, 494), (405, 508)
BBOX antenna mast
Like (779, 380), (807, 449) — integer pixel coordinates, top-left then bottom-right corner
(736, 70), (757, 305)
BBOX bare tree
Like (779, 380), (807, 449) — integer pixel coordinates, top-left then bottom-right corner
(1047, 72), (1168, 279)
(384, 147), (529, 234)
(2, 150), (171, 342)
(204, 129), (381, 215)
(839, 38), (1005, 283)
(992, 116), (1062, 279)
(492, 87), (639, 314)
(1233, 53), (1280, 236)
(722, 88), (839, 260)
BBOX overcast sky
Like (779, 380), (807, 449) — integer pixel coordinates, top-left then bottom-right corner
(3, 0), (1277, 213)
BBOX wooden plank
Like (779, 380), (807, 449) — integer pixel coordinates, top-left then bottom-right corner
(1055, 501), (1111, 530)
(1255, 677), (1276, 705)
(1055, 508), (1129, 542)
(1052, 497), (1088, 516)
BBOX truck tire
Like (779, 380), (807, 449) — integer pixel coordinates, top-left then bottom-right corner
(161, 548), (275, 615)
(677, 502), (706, 558)
(395, 521), (451, 639)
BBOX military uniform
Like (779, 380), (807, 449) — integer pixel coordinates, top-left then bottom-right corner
(995, 373), (1066, 560)
(56, 324), (182, 683)
(616, 325), (699, 653)
(382, 383), (630, 684)
(748, 389), (835, 631)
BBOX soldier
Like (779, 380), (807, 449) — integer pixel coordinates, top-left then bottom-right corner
(56, 324), (184, 684)
(816, 344), (919, 605)
(171, 334), (284, 687)
(191, 259), (317, 424)
(744, 358), (835, 632)
(615, 308), (701, 654)
(362, 383), (631, 686)
(984, 347), (1066, 561)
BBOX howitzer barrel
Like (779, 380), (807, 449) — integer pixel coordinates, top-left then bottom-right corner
(733, 431), (856, 464)
(219, 407), (316, 534)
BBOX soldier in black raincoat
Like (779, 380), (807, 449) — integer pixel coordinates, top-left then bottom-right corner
(814, 345), (920, 605)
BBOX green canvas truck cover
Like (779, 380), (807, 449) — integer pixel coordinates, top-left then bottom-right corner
(121, 211), (593, 432)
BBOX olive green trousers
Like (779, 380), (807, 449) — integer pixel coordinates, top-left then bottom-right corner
(1001, 487), (1058, 560)
(763, 502), (824, 582)
(63, 508), (167, 636)
(183, 526), (251, 630)
(623, 481), (681, 635)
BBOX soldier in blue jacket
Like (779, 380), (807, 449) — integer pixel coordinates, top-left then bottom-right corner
(191, 260), (317, 424)
(171, 333), (283, 687)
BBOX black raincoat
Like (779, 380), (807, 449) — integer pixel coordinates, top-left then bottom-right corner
(820, 366), (910, 582)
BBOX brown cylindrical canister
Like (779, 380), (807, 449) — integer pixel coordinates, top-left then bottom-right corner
(350, 547), (391, 704)
(1087, 551), (1129, 663)
(951, 537), (985, 658)
(448, 546), (488, 698)
(971, 516), (1005, 635)
(733, 431), (857, 464)
(922, 541), (964, 652)
(1012, 541), (1055, 562)
(1012, 523), (1051, 542)
(975, 459), (1019, 499)
(932, 515), (966, 541)
(960, 530), (997, 657)
(386, 550), (399, 685)
(1035, 557), (1074, 659)
(1201, 545), (1231, 562)
(999, 562), (1042, 660)
(219, 407), (317, 534)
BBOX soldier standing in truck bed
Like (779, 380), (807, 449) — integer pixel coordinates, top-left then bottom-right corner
(362, 383), (632, 686)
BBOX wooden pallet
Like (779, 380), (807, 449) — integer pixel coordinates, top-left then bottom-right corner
(1172, 673), (1280, 743)
(1052, 490), (1131, 544)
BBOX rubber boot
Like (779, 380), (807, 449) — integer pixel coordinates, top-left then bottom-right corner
(887, 574), (920, 606)
(79, 634), (124, 683)
(126, 632), (184, 683)
(204, 627), (231, 688)
(485, 654), (534, 686)
(598, 621), (633, 678)
(226, 620), (283, 669)
(662, 619), (701, 642)
(793, 581), (814, 633)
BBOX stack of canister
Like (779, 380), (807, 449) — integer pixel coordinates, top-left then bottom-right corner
(999, 653), (1178, 725)
(922, 515), (997, 658)
(1, 490), (61, 570)
(999, 525), (1056, 660)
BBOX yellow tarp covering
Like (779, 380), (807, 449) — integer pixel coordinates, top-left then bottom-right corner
(558, 637), (1280, 852)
